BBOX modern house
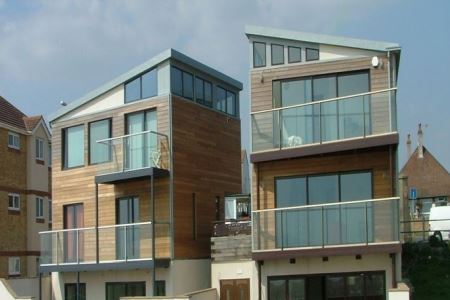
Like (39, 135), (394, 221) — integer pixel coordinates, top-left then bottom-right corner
(0, 96), (52, 297)
(41, 49), (242, 300)
(244, 26), (404, 300)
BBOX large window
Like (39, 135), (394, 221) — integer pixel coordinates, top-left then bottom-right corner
(36, 197), (44, 219)
(253, 42), (266, 68)
(275, 171), (372, 247)
(271, 44), (284, 65)
(268, 272), (385, 300)
(306, 48), (319, 61)
(216, 87), (237, 116)
(195, 77), (213, 107)
(36, 138), (44, 161)
(8, 132), (20, 149)
(65, 283), (86, 300)
(8, 257), (20, 276)
(89, 119), (111, 164)
(288, 46), (301, 63)
(171, 66), (194, 99)
(63, 125), (85, 169)
(125, 69), (158, 103)
(8, 193), (20, 211)
(106, 282), (145, 300)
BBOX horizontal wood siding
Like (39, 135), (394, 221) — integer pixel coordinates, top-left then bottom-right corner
(171, 96), (241, 259)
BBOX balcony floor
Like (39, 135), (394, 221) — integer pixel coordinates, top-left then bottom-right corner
(95, 167), (170, 184)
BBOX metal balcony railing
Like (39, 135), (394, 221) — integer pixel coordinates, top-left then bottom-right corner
(95, 131), (170, 176)
(251, 88), (397, 153)
(252, 197), (400, 252)
(39, 222), (155, 266)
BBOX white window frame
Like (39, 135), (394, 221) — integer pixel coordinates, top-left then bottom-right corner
(8, 193), (20, 211)
(36, 197), (44, 219)
(48, 199), (52, 223)
(8, 257), (20, 275)
(36, 138), (44, 161)
(8, 132), (20, 150)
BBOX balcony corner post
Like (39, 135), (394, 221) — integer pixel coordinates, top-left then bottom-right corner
(95, 183), (99, 264)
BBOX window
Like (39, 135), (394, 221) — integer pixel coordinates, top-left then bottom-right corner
(306, 48), (319, 61)
(48, 144), (52, 166)
(63, 125), (84, 169)
(125, 69), (158, 103)
(36, 197), (44, 219)
(171, 66), (194, 99)
(48, 199), (52, 223)
(89, 119), (111, 164)
(216, 87), (226, 113)
(288, 46), (301, 63)
(155, 281), (166, 296)
(8, 257), (20, 275)
(105, 282), (145, 300)
(226, 91), (236, 116)
(253, 42), (266, 68)
(215, 87), (237, 116)
(65, 283), (86, 300)
(271, 44), (284, 65)
(8, 132), (20, 149)
(36, 138), (44, 160)
(8, 193), (20, 211)
(195, 77), (213, 107)
(225, 196), (250, 221)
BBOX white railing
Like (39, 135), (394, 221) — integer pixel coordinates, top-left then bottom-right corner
(251, 88), (397, 152)
(252, 197), (400, 252)
(40, 222), (153, 266)
(95, 130), (170, 176)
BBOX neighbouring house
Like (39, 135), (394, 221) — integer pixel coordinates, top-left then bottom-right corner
(400, 124), (450, 241)
(0, 96), (52, 299)
(40, 49), (243, 300)
(234, 25), (405, 300)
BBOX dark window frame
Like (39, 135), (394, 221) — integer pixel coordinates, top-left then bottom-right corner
(105, 281), (146, 300)
(271, 43), (285, 66)
(62, 124), (85, 170)
(64, 283), (86, 300)
(88, 118), (112, 165)
(124, 68), (158, 103)
(253, 41), (266, 68)
(195, 76), (213, 108)
(305, 48), (320, 61)
(171, 66), (195, 100)
(288, 46), (302, 63)
(155, 280), (166, 296)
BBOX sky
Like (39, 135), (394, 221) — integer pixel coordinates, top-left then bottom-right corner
(0, 0), (449, 170)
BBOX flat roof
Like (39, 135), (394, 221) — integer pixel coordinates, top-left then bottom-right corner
(245, 25), (401, 52)
(50, 48), (243, 123)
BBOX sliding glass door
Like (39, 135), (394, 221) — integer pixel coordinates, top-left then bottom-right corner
(116, 197), (140, 260)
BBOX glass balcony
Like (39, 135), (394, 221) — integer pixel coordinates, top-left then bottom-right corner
(252, 197), (400, 252)
(251, 89), (397, 153)
(95, 131), (170, 176)
(39, 222), (166, 267)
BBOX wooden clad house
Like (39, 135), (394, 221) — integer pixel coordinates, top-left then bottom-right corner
(213, 26), (404, 300)
(42, 49), (242, 300)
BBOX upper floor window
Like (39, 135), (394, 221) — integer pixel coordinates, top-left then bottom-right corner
(288, 46), (301, 63)
(89, 119), (111, 165)
(36, 138), (44, 161)
(36, 197), (44, 219)
(8, 132), (20, 150)
(8, 257), (20, 276)
(216, 87), (237, 116)
(195, 77), (213, 107)
(63, 125), (85, 169)
(253, 42), (266, 68)
(271, 44), (284, 65)
(8, 193), (20, 211)
(171, 66), (194, 100)
(216, 87), (226, 113)
(48, 199), (52, 223)
(48, 144), (52, 166)
(306, 48), (319, 61)
(125, 69), (158, 103)
(226, 90), (236, 116)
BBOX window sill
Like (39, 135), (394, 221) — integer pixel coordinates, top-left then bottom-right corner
(36, 159), (45, 165)
(7, 147), (21, 153)
(36, 218), (45, 223)
(8, 274), (20, 278)
(8, 209), (20, 215)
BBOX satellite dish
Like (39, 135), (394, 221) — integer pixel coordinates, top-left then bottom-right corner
(371, 56), (380, 68)
(60, 100), (67, 106)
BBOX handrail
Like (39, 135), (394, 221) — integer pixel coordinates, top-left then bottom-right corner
(96, 130), (169, 144)
(251, 87), (397, 115)
(39, 222), (152, 234)
(252, 197), (399, 213)
(98, 221), (152, 229)
(39, 226), (96, 234)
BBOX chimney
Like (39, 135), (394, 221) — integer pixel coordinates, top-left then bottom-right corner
(406, 134), (412, 158)
(418, 123), (424, 159)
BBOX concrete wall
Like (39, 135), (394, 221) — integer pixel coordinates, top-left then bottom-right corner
(0, 278), (35, 300)
(211, 260), (257, 300)
(6, 276), (51, 300)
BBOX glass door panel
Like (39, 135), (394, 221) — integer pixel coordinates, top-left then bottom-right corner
(116, 197), (139, 260)
(63, 204), (84, 263)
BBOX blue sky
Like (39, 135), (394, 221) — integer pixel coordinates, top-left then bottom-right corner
(1, 0), (449, 170)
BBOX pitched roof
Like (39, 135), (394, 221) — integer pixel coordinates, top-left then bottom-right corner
(245, 25), (401, 52)
(49, 48), (243, 123)
(0, 95), (27, 130)
(23, 115), (44, 131)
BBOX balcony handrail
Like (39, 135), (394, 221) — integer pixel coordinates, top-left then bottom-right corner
(252, 196), (399, 213)
(96, 130), (169, 145)
(250, 87), (397, 115)
(39, 226), (96, 235)
(98, 221), (152, 229)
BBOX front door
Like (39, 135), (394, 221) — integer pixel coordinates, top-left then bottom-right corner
(116, 197), (140, 260)
(63, 204), (84, 263)
(220, 279), (250, 300)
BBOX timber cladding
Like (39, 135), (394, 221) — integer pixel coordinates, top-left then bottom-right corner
(250, 56), (389, 113)
(51, 96), (171, 257)
(171, 96), (241, 259)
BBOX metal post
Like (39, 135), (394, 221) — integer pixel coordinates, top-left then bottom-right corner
(124, 226), (128, 261)
(363, 95), (366, 137)
(280, 211), (284, 251)
(95, 183), (99, 264)
(321, 206), (325, 247)
(76, 230), (79, 264)
(39, 271), (42, 300)
(278, 109), (282, 150)
(365, 202), (369, 245)
(151, 175), (156, 296)
(76, 272), (80, 300)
